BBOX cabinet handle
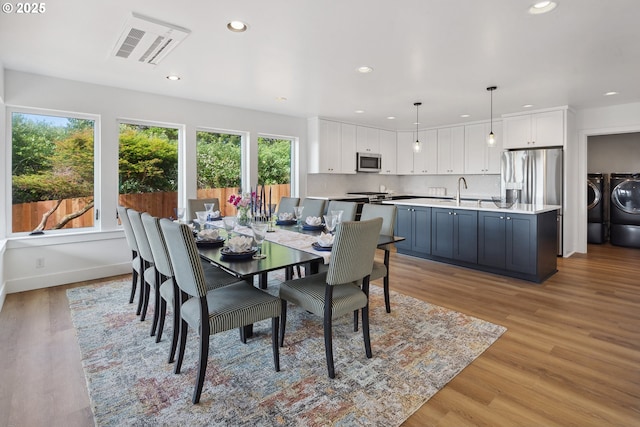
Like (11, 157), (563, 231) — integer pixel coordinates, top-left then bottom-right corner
(499, 216), (504, 219)
(453, 212), (457, 216)
(506, 216), (511, 220)
(448, 211), (453, 215)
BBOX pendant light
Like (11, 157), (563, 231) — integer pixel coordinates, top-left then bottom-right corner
(413, 102), (422, 153)
(487, 86), (497, 147)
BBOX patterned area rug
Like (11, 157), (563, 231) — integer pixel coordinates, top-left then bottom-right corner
(67, 276), (506, 426)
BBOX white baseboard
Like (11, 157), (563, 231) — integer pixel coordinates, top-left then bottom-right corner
(0, 282), (6, 313)
(6, 262), (131, 294)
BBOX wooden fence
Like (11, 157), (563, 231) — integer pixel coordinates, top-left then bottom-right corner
(12, 184), (291, 233)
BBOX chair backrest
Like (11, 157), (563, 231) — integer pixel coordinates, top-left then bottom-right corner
(276, 197), (300, 215)
(159, 219), (207, 298)
(118, 206), (138, 252)
(300, 198), (326, 218)
(127, 209), (154, 263)
(326, 218), (382, 286)
(326, 201), (357, 222)
(142, 213), (173, 278)
(360, 204), (396, 236)
(187, 198), (220, 220)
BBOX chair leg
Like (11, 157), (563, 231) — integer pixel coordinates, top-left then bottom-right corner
(279, 300), (288, 347)
(156, 297), (166, 343)
(168, 287), (183, 364)
(384, 249), (391, 313)
(175, 319), (188, 374)
(353, 310), (359, 332)
(362, 277), (372, 358)
(129, 263), (138, 304)
(193, 302), (210, 405)
(135, 258), (145, 315)
(140, 281), (150, 321)
(272, 317), (280, 372)
(324, 285), (335, 379)
(150, 278), (161, 336)
(239, 327), (247, 344)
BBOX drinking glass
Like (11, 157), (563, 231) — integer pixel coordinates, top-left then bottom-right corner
(196, 211), (208, 230)
(204, 203), (215, 221)
(222, 216), (237, 240)
(293, 206), (304, 229)
(331, 210), (344, 224)
(174, 208), (186, 223)
(251, 221), (268, 259)
(323, 214), (337, 234)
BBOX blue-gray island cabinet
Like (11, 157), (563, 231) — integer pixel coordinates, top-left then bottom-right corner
(384, 199), (560, 283)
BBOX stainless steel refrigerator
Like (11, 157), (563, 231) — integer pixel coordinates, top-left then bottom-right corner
(501, 147), (563, 255)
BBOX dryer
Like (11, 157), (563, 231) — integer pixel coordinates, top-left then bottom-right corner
(609, 173), (640, 248)
(587, 173), (607, 244)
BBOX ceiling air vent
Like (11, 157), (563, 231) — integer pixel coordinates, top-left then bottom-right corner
(112, 12), (190, 65)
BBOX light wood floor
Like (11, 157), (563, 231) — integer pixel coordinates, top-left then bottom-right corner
(1, 243), (639, 427)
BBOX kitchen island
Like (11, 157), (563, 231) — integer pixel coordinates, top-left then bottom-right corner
(383, 198), (561, 283)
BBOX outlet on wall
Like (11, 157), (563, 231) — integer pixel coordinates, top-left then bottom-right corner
(35, 257), (45, 269)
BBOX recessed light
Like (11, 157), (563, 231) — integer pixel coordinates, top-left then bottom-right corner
(528, 1), (558, 14)
(460, 114), (470, 118)
(522, 104), (534, 108)
(357, 66), (373, 74)
(227, 21), (248, 32)
(413, 122), (420, 126)
(604, 91), (618, 96)
(387, 116), (396, 120)
(355, 110), (365, 114)
(166, 75), (181, 81)
(275, 96), (288, 101)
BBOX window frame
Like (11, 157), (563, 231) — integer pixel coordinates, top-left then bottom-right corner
(6, 106), (101, 237)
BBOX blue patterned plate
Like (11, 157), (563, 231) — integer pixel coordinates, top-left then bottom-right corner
(303, 224), (324, 231)
(220, 247), (258, 260)
(311, 242), (332, 252)
(196, 237), (225, 248)
(276, 219), (296, 225)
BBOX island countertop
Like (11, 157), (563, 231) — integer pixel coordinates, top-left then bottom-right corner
(382, 198), (561, 215)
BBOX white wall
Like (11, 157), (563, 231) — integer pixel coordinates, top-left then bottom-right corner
(2, 70), (307, 295)
(588, 132), (640, 174)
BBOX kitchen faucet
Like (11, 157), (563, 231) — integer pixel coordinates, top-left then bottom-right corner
(456, 176), (467, 205)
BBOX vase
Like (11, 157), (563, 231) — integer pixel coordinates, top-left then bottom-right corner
(237, 207), (252, 226)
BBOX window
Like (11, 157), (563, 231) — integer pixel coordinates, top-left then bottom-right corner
(10, 110), (97, 234)
(118, 122), (179, 218)
(258, 136), (293, 212)
(196, 130), (242, 216)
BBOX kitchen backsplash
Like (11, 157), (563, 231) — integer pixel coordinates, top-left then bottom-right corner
(306, 173), (501, 198)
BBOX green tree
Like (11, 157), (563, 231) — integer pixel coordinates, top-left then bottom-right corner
(258, 137), (291, 185)
(196, 132), (242, 188)
(11, 113), (64, 176)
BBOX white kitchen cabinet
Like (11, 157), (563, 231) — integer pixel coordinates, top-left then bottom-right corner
(356, 126), (380, 153)
(503, 109), (564, 149)
(307, 118), (356, 174)
(378, 129), (397, 175)
(464, 121), (502, 174)
(437, 126), (465, 174)
(396, 130), (437, 175)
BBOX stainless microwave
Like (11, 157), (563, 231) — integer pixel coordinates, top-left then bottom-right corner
(356, 152), (382, 172)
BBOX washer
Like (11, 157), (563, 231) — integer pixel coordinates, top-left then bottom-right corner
(609, 173), (640, 248)
(587, 173), (607, 244)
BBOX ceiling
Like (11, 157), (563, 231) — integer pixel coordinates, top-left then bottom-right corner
(1, 0), (639, 131)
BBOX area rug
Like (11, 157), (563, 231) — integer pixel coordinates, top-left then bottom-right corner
(67, 277), (506, 427)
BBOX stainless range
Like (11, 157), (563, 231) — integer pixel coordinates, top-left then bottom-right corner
(346, 192), (392, 204)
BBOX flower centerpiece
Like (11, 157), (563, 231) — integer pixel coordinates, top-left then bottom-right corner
(228, 192), (255, 226)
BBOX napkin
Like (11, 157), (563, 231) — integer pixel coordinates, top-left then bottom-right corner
(305, 216), (322, 226)
(227, 235), (253, 253)
(278, 212), (294, 220)
(198, 229), (220, 241)
(208, 210), (221, 219)
(316, 232), (335, 247)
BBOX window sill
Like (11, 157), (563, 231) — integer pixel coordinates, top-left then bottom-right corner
(5, 229), (124, 249)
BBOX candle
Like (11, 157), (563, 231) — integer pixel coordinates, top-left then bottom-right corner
(269, 187), (272, 215)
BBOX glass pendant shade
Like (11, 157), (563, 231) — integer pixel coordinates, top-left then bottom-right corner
(413, 101), (422, 153)
(413, 138), (421, 153)
(487, 86), (497, 147)
(487, 131), (496, 147)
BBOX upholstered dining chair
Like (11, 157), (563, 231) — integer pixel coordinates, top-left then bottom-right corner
(142, 213), (238, 363)
(325, 200), (358, 222)
(300, 198), (326, 218)
(360, 203), (397, 313)
(117, 206), (143, 314)
(187, 197), (220, 220)
(276, 197), (300, 215)
(127, 209), (159, 336)
(159, 218), (282, 404)
(279, 217), (382, 379)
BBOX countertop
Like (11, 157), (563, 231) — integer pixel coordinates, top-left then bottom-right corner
(306, 194), (372, 201)
(382, 198), (561, 215)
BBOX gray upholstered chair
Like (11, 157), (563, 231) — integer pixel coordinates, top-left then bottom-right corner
(300, 198), (326, 218)
(360, 203), (397, 313)
(276, 197), (300, 215)
(159, 218), (281, 404)
(127, 209), (159, 335)
(118, 206), (143, 313)
(142, 213), (238, 363)
(279, 217), (382, 378)
(326, 201), (358, 222)
(187, 197), (220, 220)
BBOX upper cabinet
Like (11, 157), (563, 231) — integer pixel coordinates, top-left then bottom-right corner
(356, 126), (380, 153)
(503, 109), (565, 149)
(464, 120), (502, 174)
(378, 129), (397, 175)
(437, 126), (464, 174)
(396, 130), (437, 175)
(307, 118), (357, 174)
